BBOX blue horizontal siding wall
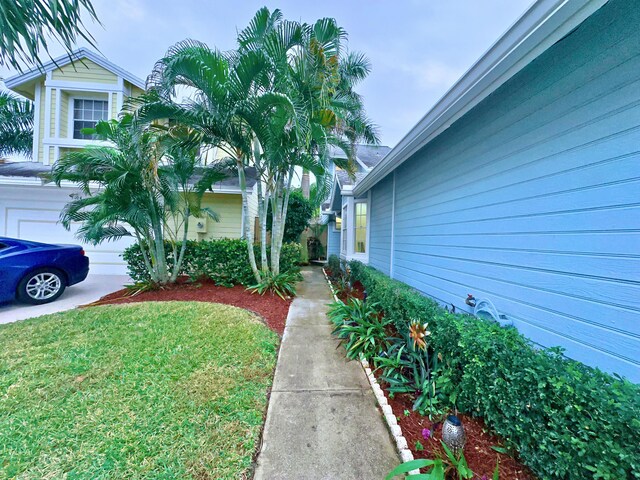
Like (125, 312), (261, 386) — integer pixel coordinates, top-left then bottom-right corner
(327, 221), (341, 258)
(366, 0), (640, 382)
(369, 175), (394, 275)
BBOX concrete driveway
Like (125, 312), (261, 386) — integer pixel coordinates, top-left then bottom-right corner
(0, 274), (129, 325)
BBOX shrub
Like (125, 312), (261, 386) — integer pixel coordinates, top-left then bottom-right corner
(122, 240), (190, 283)
(189, 239), (256, 286)
(349, 261), (441, 334)
(278, 242), (302, 277)
(327, 254), (342, 279)
(349, 261), (640, 480)
(247, 270), (300, 299)
(123, 239), (301, 287)
(374, 329), (451, 417)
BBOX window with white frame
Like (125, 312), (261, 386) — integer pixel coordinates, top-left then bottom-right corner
(354, 201), (367, 254)
(341, 205), (348, 252)
(73, 99), (108, 139)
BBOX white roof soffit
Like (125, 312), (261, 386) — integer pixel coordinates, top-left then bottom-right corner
(354, 0), (607, 196)
(4, 47), (145, 90)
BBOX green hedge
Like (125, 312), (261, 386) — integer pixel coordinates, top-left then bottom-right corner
(349, 261), (640, 480)
(123, 239), (301, 287)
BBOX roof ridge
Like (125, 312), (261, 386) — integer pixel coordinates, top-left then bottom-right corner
(4, 48), (145, 90)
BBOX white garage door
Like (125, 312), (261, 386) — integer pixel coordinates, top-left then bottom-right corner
(0, 182), (133, 275)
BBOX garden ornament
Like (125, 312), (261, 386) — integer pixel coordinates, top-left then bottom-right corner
(442, 415), (466, 453)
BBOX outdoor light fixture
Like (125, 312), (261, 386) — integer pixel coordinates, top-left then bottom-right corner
(442, 415), (466, 453)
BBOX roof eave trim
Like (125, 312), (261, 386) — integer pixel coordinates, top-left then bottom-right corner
(328, 176), (342, 210)
(353, 0), (607, 196)
(4, 47), (145, 90)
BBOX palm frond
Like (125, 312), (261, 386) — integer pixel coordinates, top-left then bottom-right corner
(0, 0), (99, 71)
(0, 91), (34, 157)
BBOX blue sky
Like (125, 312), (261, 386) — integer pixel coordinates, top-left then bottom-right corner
(1, 0), (533, 147)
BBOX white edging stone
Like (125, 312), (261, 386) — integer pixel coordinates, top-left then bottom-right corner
(323, 268), (418, 475)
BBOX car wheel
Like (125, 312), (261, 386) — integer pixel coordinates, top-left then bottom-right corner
(17, 268), (67, 305)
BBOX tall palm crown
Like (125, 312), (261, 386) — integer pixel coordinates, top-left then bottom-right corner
(236, 8), (378, 174)
(50, 116), (169, 244)
(138, 39), (291, 163)
(133, 8), (377, 281)
(0, 91), (34, 158)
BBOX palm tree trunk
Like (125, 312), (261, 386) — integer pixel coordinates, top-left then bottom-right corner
(152, 225), (168, 283)
(271, 166), (295, 275)
(134, 231), (157, 283)
(171, 207), (190, 282)
(276, 165), (295, 274)
(270, 173), (285, 274)
(256, 179), (269, 273)
(301, 168), (310, 198)
(299, 167), (310, 263)
(253, 138), (269, 274)
(237, 157), (261, 282)
(148, 192), (169, 283)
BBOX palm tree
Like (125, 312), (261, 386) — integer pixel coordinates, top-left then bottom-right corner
(0, 91), (33, 158)
(134, 40), (293, 282)
(238, 9), (378, 273)
(49, 115), (225, 284)
(0, 0), (98, 71)
(135, 8), (377, 289)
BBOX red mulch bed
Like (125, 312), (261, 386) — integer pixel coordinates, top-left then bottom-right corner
(87, 278), (292, 335)
(379, 379), (535, 479)
(326, 270), (535, 479)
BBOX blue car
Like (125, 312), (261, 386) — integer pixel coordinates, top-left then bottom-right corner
(0, 237), (89, 305)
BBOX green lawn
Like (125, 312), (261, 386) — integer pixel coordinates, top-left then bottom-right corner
(0, 302), (279, 479)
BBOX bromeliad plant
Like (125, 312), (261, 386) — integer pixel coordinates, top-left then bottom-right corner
(326, 256), (355, 298)
(247, 270), (301, 300)
(375, 321), (454, 417)
(328, 298), (391, 363)
(333, 273), (354, 298)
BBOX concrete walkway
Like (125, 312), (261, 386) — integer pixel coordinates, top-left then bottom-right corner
(254, 267), (399, 480)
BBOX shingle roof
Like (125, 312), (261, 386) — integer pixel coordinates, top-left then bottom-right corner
(336, 170), (368, 188)
(191, 166), (258, 189)
(352, 145), (391, 169)
(328, 144), (391, 172)
(0, 162), (50, 178)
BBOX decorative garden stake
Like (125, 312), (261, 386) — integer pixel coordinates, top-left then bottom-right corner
(442, 415), (466, 453)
